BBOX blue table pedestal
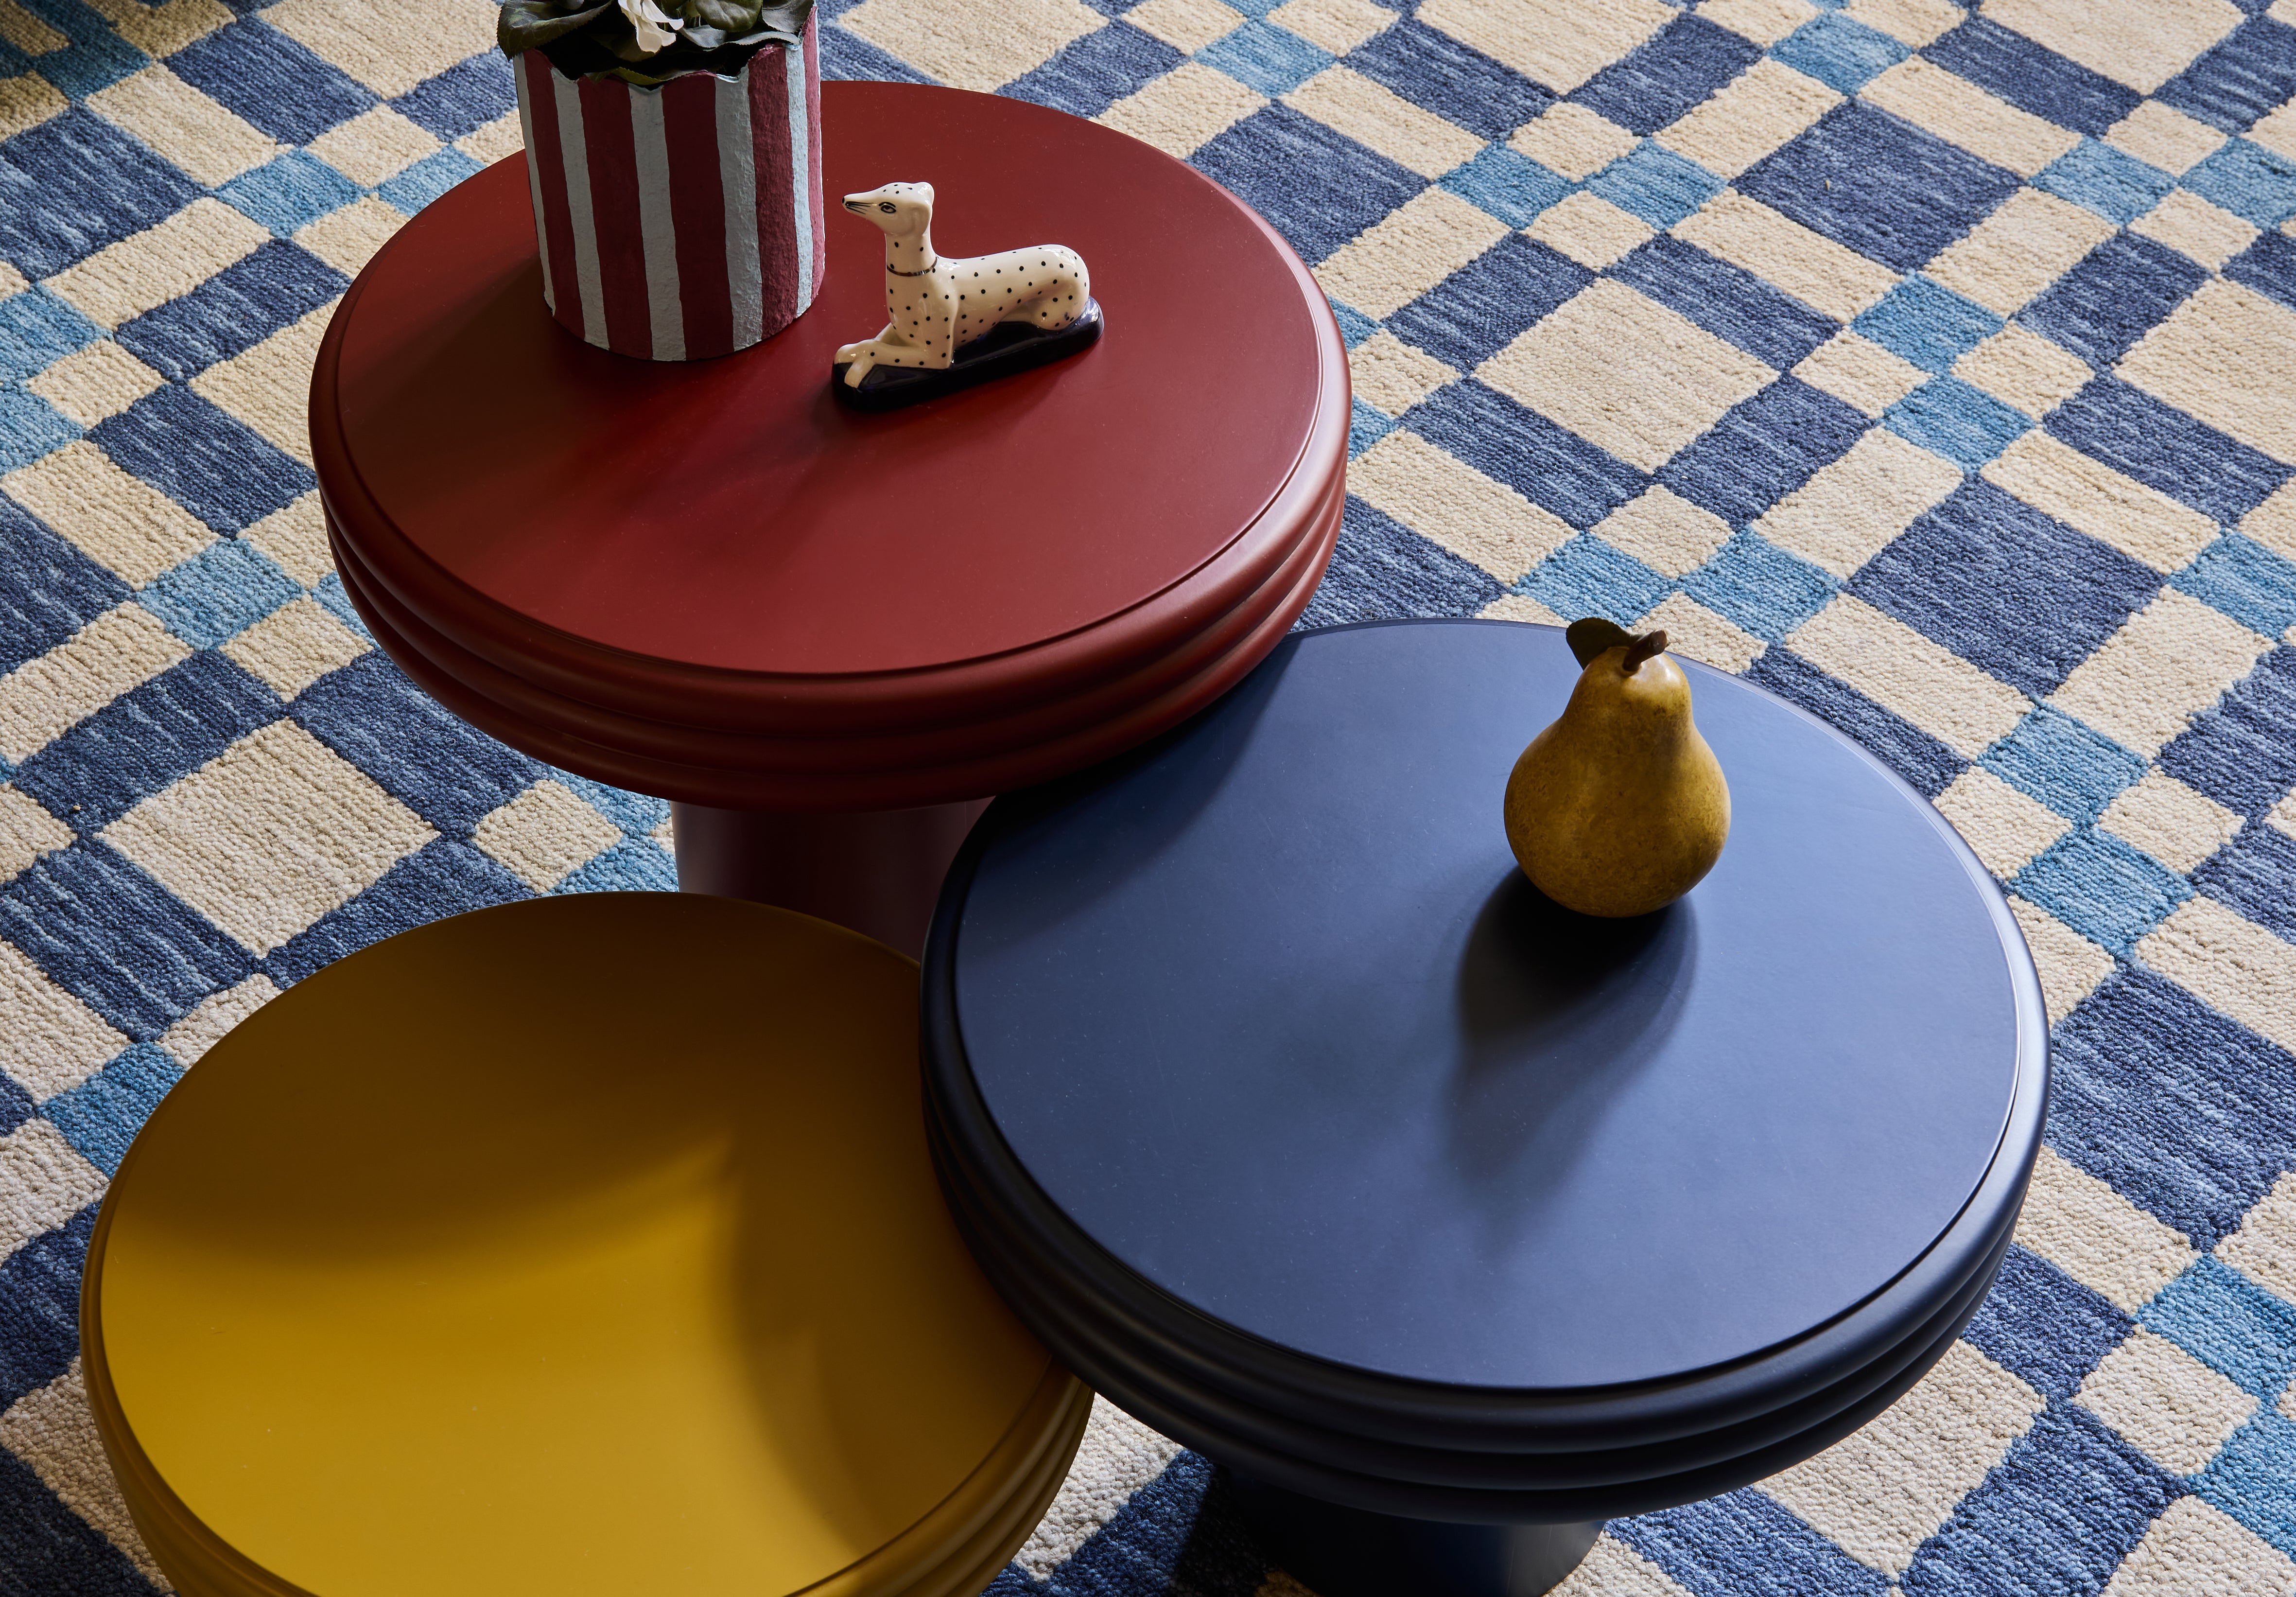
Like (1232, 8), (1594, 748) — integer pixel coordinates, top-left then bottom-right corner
(1226, 1474), (1602, 1597)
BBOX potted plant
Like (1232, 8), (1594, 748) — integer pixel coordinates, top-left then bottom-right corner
(499, 0), (824, 360)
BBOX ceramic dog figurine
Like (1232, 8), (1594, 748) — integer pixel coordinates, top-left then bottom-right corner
(831, 181), (1102, 410)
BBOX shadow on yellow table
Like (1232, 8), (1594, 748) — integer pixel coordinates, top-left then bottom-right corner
(83, 893), (1088, 1597)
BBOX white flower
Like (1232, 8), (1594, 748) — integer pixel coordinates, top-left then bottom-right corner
(619, 0), (684, 53)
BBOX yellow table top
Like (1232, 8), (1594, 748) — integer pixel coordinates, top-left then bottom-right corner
(87, 894), (1059, 1597)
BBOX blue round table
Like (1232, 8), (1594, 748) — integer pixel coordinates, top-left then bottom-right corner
(923, 620), (2048, 1597)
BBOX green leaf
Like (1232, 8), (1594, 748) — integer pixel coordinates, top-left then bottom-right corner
(687, 0), (763, 29)
(607, 21), (662, 61)
(1565, 617), (1634, 668)
(534, 29), (601, 74)
(497, 0), (612, 55)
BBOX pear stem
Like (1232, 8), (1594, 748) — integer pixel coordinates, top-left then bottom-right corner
(1620, 630), (1669, 674)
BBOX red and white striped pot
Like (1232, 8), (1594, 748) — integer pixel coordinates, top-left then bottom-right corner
(511, 19), (825, 361)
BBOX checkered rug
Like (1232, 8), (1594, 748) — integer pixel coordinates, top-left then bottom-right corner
(3, 0), (2296, 1592)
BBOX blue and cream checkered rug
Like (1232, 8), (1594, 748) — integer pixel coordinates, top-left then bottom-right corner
(4, 0), (2296, 1591)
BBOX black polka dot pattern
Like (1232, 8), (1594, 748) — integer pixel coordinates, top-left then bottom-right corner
(833, 180), (1091, 386)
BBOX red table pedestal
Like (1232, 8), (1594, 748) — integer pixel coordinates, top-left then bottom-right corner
(313, 83), (1346, 949)
(670, 800), (988, 957)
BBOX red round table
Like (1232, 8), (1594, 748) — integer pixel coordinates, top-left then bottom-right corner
(312, 82), (1347, 954)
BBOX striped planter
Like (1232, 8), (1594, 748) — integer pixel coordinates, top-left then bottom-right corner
(511, 20), (824, 361)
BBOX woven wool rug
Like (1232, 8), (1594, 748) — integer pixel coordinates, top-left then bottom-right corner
(3, 0), (2296, 1591)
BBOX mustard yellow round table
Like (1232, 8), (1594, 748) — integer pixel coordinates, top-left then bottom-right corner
(80, 893), (1089, 1597)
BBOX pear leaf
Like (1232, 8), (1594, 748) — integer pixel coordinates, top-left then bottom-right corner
(1565, 617), (1633, 668)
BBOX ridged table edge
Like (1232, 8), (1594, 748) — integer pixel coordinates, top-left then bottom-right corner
(918, 620), (2051, 1513)
(328, 473), (1338, 807)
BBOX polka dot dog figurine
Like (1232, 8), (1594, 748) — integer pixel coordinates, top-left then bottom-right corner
(832, 181), (1102, 411)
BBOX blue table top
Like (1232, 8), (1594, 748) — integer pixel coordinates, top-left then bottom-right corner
(952, 621), (2037, 1391)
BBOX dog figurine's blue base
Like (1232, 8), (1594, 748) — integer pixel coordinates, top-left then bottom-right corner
(831, 300), (1103, 412)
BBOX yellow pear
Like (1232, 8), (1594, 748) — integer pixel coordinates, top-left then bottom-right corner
(1503, 620), (1730, 918)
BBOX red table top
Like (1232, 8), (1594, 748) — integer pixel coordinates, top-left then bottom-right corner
(326, 83), (1324, 679)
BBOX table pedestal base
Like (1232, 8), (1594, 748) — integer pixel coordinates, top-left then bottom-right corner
(671, 799), (990, 960)
(1224, 1473), (1603, 1597)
